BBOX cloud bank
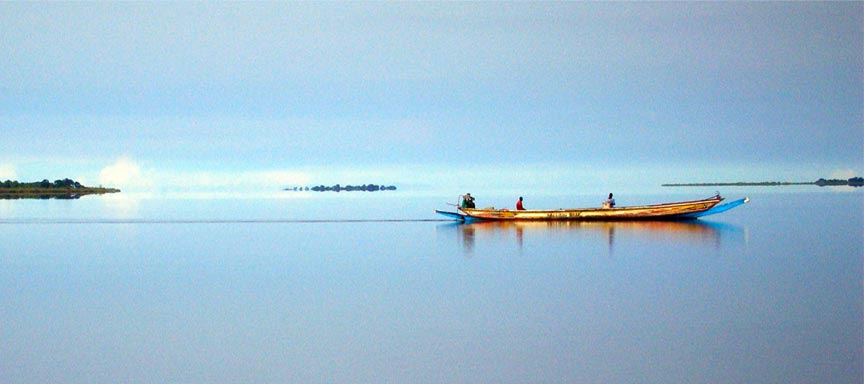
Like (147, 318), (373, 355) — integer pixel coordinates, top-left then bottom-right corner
(99, 157), (146, 189)
(0, 164), (17, 181)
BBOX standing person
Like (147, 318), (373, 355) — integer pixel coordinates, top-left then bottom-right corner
(605, 193), (616, 208)
(461, 193), (475, 209)
(516, 196), (525, 210)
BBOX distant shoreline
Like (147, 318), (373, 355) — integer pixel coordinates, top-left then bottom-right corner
(0, 187), (121, 199)
(286, 183), (397, 192)
(663, 182), (812, 187)
(663, 177), (863, 188)
(0, 178), (121, 199)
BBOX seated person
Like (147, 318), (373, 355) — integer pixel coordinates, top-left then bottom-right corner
(461, 193), (475, 209)
(604, 193), (616, 208)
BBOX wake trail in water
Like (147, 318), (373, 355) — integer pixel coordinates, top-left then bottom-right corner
(0, 218), (453, 224)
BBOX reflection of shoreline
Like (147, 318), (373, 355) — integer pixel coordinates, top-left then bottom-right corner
(440, 220), (744, 254)
(0, 189), (120, 200)
(1, 194), (84, 200)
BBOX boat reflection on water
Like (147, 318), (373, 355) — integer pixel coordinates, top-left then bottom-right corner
(439, 219), (744, 256)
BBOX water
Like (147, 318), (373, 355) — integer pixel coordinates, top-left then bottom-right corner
(0, 190), (861, 383)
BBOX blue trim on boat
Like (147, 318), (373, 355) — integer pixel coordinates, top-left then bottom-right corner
(680, 197), (749, 218)
(435, 210), (467, 221)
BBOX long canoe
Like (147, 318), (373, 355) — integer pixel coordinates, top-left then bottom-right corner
(436, 195), (747, 222)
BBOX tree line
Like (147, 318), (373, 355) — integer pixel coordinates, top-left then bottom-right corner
(2, 178), (84, 189)
(663, 176), (863, 187)
(815, 177), (863, 187)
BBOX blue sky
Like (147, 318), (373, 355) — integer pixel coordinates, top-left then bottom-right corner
(1, 2), (861, 196)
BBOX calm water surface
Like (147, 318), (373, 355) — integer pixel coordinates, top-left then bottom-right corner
(0, 191), (861, 383)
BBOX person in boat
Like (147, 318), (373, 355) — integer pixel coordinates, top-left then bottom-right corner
(516, 196), (525, 210)
(604, 193), (616, 208)
(461, 193), (475, 209)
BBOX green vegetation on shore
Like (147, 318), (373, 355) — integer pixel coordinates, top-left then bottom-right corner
(1, 178), (120, 199)
(663, 177), (863, 187)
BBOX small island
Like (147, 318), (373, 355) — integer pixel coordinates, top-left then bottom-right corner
(285, 183), (397, 192)
(1, 178), (121, 199)
(663, 177), (863, 188)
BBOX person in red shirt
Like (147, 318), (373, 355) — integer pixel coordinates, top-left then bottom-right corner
(516, 196), (525, 210)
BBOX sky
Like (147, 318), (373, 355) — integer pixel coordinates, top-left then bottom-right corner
(0, 2), (861, 196)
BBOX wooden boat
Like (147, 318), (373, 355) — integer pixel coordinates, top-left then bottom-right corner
(436, 195), (748, 222)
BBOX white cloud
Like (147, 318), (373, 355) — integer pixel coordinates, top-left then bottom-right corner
(0, 164), (16, 180)
(159, 169), (312, 193)
(829, 169), (859, 180)
(99, 157), (149, 190)
(95, 160), (327, 198)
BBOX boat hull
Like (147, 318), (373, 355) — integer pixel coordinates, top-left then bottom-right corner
(452, 196), (725, 222)
(434, 209), (469, 221)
